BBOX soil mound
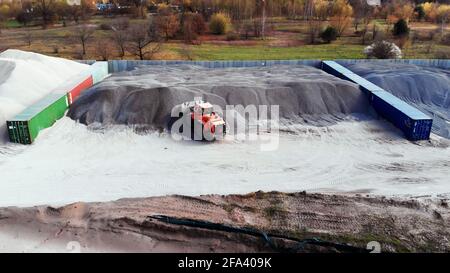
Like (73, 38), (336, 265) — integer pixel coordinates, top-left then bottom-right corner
(69, 65), (370, 129)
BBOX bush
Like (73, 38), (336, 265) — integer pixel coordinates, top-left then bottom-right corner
(414, 5), (425, 21)
(96, 39), (112, 61)
(241, 20), (253, 39)
(240, 19), (262, 39)
(393, 19), (409, 37)
(226, 31), (239, 41)
(191, 13), (206, 35)
(320, 26), (338, 43)
(155, 4), (180, 41)
(16, 11), (33, 26)
(99, 23), (112, 31)
(441, 33), (450, 46)
(182, 12), (206, 43)
(364, 40), (402, 59)
(209, 12), (231, 35)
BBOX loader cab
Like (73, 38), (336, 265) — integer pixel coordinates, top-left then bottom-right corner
(191, 102), (214, 116)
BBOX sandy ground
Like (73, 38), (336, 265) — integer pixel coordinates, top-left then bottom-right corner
(0, 117), (449, 208)
(1, 63), (448, 209)
(0, 191), (449, 253)
(1, 60), (449, 253)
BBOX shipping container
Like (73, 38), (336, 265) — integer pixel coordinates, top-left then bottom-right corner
(66, 75), (93, 105)
(321, 61), (383, 95)
(7, 93), (69, 144)
(321, 60), (351, 79)
(321, 60), (433, 141)
(90, 61), (109, 84)
(369, 91), (432, 141)
(339, 72), (385, 95)
(6, 61), (109, 144)
(52, 71), (93, 105)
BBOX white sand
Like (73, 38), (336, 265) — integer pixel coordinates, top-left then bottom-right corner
(0, 117), (448, 207)
(0, 60), (449, 208)
(0, 50), (89, 142)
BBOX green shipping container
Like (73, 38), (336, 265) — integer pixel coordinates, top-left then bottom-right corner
(7, 93), (69, 144)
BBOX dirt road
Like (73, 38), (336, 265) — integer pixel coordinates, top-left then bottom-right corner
(0, 191), (449, 252)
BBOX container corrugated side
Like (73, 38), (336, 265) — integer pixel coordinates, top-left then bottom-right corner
(66, 75), (93, 104)
(370, 91), (432, 140)
(91, 61), (109, 84)
(321, 61), (349, 78)
(7, 120), (31, 144)
(52, 71), (93, 105)
(321, 61), (383, 94)
(7, 93), (69, 144)
(28, 94), (69, 142)
(341, 73), (385, 94)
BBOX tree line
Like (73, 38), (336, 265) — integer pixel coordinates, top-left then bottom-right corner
(0, 0), (448, 59)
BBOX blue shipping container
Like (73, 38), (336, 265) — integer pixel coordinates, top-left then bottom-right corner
(321, 61), (383, 94)
(370, 91), (432, 141)
(321, 60), (433, 141)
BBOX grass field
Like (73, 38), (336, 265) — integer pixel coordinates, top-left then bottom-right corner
(4, 20), (22, 28)
(167, 43), (366, 60)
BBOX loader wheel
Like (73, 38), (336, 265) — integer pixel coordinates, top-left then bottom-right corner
(215, 124), (226, 139)
(203, 126), (216, 142)
(191, 119), (204, 141)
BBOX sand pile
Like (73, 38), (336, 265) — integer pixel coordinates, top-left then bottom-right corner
(69, 65), (370, 129)
(342, 62), (450, 138)
(0, 50), (89, 142)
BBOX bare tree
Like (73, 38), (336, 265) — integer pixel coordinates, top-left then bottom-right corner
(34, 0), (56, 29)
(95, 39), (113, 61)
(75, 24), (95, 56)
(437, 6), (450, 36)
(351, 0), (374, 44)
(0, 9), (6, 35)
(127, 21), (161, 60)
(351, 0), (372, 31)
(79, 0), (94, 22)
(111, 18), (130, 59)
(155, 4), (180, 41)
(24, 31), (33, 47)
(330, 0), (353, 37)
(55, 1), (71, 27)
(305, 0), (330, 44)
(261, 0), (266, 40)
(68, 4), (81, 23)
(130, 0), (148, 18)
